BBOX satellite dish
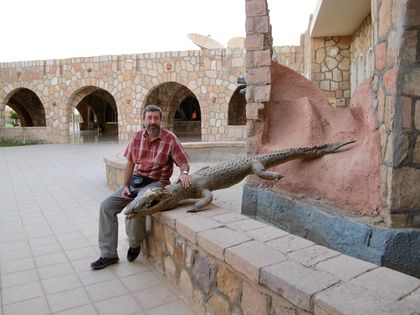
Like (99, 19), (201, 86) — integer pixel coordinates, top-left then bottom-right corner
(227, 37), (245, 49)
(187, 33), (224, 49)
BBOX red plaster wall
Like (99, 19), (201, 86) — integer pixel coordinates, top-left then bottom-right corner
(255, 63), (381, 216)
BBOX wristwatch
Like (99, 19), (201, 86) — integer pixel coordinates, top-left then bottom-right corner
(181, 171), (189, 175)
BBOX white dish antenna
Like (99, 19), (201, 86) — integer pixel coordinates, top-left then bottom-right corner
(227, 37), (245, 49)
(187, 33), (224, 49)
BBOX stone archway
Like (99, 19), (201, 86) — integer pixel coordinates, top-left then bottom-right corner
(228, 85), (246, 126)
(145, 82), (201, 141)
(4, 88), (46, 127)
(69, 86), (118, 142)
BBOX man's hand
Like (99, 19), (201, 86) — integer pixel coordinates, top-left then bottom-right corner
(122, 186), (133, 200)
(178, 173), (191, 189)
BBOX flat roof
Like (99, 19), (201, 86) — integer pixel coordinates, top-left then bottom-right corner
(310, 0), (371, 37)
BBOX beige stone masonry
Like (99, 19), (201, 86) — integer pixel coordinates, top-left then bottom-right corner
(145, 205), (420, 315)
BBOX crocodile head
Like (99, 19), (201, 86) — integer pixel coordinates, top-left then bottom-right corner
(124, 188), (178, 218)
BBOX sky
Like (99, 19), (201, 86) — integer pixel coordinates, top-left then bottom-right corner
(0, 0), (318, 62)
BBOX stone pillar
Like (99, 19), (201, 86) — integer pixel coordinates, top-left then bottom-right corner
(373, 0), (420, 227)
(245, 0), (272, 154)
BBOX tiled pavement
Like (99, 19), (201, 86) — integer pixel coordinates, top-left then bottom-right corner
(0, 143), (243, 315)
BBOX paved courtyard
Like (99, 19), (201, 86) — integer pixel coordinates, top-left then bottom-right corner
(0, 142), (244, 315)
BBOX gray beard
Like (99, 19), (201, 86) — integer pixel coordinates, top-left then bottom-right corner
(146, 125), (159, 133)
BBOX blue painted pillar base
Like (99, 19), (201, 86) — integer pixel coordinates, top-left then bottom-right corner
(241, 184), (420, 278)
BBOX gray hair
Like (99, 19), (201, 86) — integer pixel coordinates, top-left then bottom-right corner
(142, 104), (163, 119)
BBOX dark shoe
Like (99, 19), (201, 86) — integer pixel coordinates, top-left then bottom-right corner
(90, 257), (119, 270)
(127, 246), (141, 262)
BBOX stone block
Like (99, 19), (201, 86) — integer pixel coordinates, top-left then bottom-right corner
(314, 282), (396, 315)
(266, 235), (315, 253)
(375, 42), (387, 70)
(245, 0), (267, 17)
(246, 102), (264, 120)
(246, 226), (289, 242)
(191, 254), (216, 294)
(245, 34), (264, 51)
(246, 17), (255, 34)
(390, 167), (420, 209)
(175, 215), (223, 244)
(379, 0), (392, 39)
(206, 292), (230, 315)
(254, 16), (270, 33)
(287, 245), (340, 267)
(225, 240), (286, 282)
(401, 96), (413, 129)
(403, 68), (420, 96)
(254, 49), (271, 67)
(406, 0), (420, 26)
(384, 67), (397, 93)
(211, 212), (249, 224)
(158, 207), (189, 229)
(241, 281), (269, 315)
(226, 218), (267, 232)
(348, 267), (420, 301)
(246, 67), (270, 85)
(314, 254), (377, 282)
(415, 137), (420, 163)
(254, 85), (271, 102)
(197, 227), (252, 260)
(260, 260), (339, 311)
(217, 266), (241, 303)
(163, 256), (176, 282)
(415, 100), (420, 130)
(178, 269), (193, 299)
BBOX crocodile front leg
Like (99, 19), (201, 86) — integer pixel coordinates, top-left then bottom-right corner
(252, 159), (284, 181)
(187, 188), (213, 212)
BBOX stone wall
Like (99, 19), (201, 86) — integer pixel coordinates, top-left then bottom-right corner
(0, 126), (48, 143)
(273, 45), (303, 74)
(0, 49), (246, 143)
(311, 36), (351, 107)
(244, 0), (273, 154)
(144, 205), (420, 315)
(372, 0), (420, 227)
(350, 14), (374, 94)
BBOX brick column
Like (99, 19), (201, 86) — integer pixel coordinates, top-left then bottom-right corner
(372, 0), (420, 227)
(245, 0), (272, 154)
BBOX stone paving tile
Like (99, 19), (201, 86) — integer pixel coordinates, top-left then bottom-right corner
(132, 284), (179, 310)
(94, 294), (144, 315)
(2, 296), (50, 315)
(0, 144), (233, 315)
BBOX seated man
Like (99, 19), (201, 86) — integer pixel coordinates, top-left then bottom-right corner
(91, 104), (191, 270)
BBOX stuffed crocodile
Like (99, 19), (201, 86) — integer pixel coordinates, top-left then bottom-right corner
(124, 141), (355, 218)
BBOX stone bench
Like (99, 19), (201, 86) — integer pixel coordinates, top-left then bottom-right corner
(145, 204), (420, 315)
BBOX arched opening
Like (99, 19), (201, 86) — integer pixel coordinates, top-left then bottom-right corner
(357, 54), (365, 86)
(366, 48), (374, 79)
(70, 87), (118, 143)
(350, 58), (357, 95)
(5, 88), (46, 127)
(228, 85), (246, 125)
(145, 82), (201, 141)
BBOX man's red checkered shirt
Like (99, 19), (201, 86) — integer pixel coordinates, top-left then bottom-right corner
(124, 128), (189, 186)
